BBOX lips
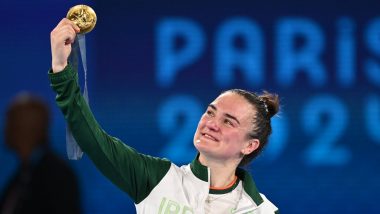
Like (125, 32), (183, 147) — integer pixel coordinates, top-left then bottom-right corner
(201, 132), (219, 142)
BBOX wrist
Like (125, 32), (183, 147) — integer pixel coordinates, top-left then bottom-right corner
(52, 62), (68, 73)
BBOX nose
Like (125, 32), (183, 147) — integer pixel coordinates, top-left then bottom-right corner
(205, 117), (220, 132)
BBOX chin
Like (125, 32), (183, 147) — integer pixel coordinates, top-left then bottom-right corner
(194, 139), (204, 150)
(195, 142), (214, 156)
(193, 139), (202, 150)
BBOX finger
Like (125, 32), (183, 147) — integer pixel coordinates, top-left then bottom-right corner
(56, 18), (80, 33)
(66, 18), (81, 33)
(51, 25), (77, 46)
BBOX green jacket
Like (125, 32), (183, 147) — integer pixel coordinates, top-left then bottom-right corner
(49, 64), (279, 214)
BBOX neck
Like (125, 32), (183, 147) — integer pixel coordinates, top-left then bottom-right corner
(199, 154), (240, 189)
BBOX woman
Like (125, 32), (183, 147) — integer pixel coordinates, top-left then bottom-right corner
(49, 18), (280, 213)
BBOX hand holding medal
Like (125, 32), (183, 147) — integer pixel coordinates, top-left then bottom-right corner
(66, 5), (97, 34)
(50, 5), (96, 72)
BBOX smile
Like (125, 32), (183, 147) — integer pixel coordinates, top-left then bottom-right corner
(201, 133), (219, 142)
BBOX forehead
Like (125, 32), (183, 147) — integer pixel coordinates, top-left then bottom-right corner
(211, 92), (256, 121)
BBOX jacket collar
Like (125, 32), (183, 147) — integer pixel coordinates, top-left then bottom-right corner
(190, 154), (264, 205)
(190, 154), (209, 182)
(235, 167), (264, 205)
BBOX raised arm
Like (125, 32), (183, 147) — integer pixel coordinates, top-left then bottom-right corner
(49, 18), (171, 204)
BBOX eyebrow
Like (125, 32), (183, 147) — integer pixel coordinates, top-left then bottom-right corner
(208, 104), (241, 125)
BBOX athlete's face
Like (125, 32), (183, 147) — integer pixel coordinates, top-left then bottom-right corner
(194, 92), (258, 162)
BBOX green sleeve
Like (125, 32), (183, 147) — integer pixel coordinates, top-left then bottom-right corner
(48, 64), (171, 204)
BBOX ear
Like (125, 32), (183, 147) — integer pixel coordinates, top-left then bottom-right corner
(241, 139), (260, 155)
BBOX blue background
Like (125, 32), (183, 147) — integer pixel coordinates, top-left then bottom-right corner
(1, 0), (380, 213)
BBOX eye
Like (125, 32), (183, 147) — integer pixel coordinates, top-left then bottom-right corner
(224, 119), (234, 127)
(206, 110), (214, 117)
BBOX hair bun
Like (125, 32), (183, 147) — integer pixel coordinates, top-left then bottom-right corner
(259, 91), (280, 118)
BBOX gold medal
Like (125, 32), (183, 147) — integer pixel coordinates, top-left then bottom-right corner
(67, 5), (97, 34)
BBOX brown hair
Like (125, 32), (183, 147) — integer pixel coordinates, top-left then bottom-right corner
(223, 89), (280, 166)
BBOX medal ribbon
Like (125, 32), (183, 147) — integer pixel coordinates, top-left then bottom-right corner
(66, 34), (88, 160)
